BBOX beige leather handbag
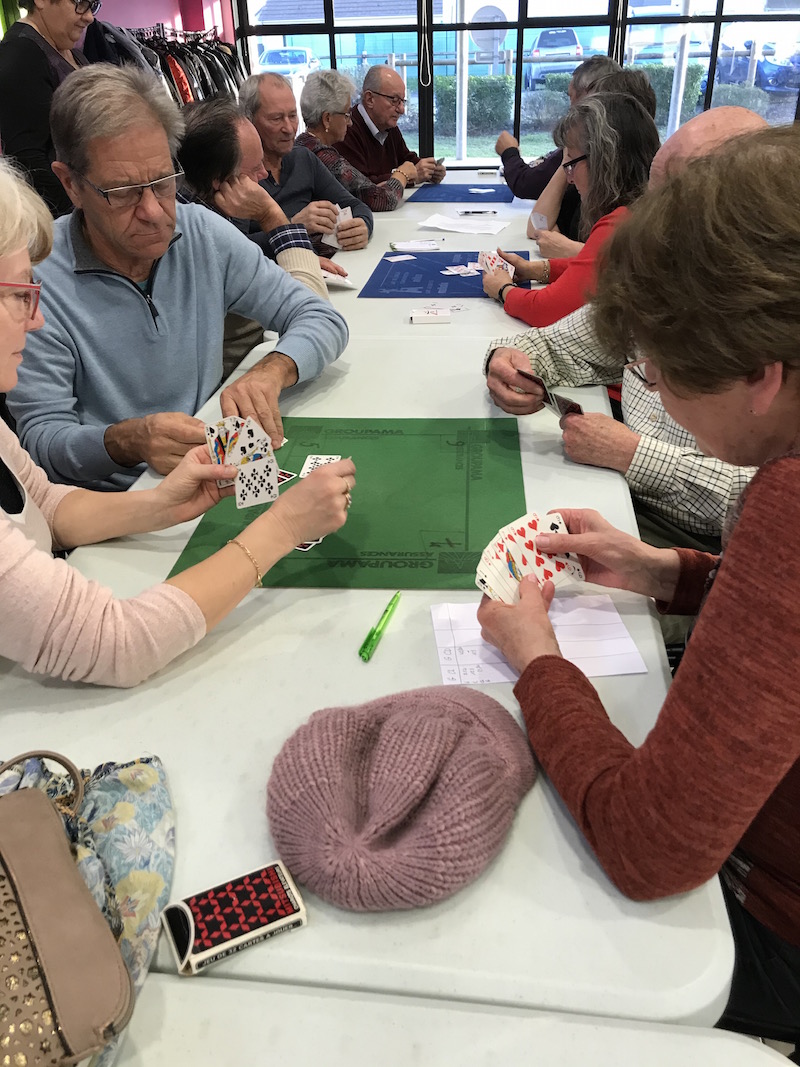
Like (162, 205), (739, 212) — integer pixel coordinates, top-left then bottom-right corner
(0, 752), (134, 1066)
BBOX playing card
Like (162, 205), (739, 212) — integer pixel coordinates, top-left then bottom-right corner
(299, 454), (341, 478)
(476, 511), (584, 604)
(550, 391), (584, 418)
(478, 250), (514, 279)
(294, 538), (323, 552)
(226, 416), (270, 464)
(531, 210), (548, 231)
(516, 368), (555, 408)
(235, 455), (279, 509)
(277, 469), (297, 485)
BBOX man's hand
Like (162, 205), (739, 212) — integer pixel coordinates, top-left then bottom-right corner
(214, 176), (286, 231)
(531, 229), (584, 259)
(336, 217), (369, 250)
(486, 348), (546, 414)
(561, 412), (640, 474)
(220, 352), (298, 446)
(477, 577), (561, 676)
(415, 158), (437, 183)
(292, 201), (338, 234)
(318, 256), (347, 277)
(430, 161), (446, 184)
(495, 131), (518, 156)
(104, 412), (206, 474)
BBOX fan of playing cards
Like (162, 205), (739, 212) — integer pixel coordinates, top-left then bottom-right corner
(205, 415), (282, 509)
(476, 511), (585, 604)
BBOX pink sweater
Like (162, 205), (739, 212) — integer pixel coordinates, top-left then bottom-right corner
(0, 422), (205, 688)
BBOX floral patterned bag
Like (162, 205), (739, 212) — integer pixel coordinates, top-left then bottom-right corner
(0, 753), (176, 1067)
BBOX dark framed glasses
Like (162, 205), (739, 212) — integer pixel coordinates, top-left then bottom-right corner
(72, 0), (102, 14)
(369, 90), (407, 108)
(625, 357), (658, 389)
(562, 154), (588, 176)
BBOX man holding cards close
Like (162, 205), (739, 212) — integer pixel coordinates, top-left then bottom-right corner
(480, 127), (800, 1050)
(0, 155), (357, 687)
(8, 65), (348, 491)
(240, 73), (373, 253)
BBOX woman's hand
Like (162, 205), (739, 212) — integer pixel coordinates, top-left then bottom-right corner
(152, 446), (236, 526)
(477, 576), (561, 675)
(535, 509), (681, 602)
(265, 458), (356, 547)
(531, 230), (584, 259)
(482, 266), (514, 301)
(496, 249), (538, 282)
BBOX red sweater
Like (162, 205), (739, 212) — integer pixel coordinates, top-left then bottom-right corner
(333, 106), (419, 185)
(514, 453), (800, 946)
(504, 207), (627, 329)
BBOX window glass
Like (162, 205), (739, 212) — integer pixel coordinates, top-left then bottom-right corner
(711, 19), (800, 124)
(517, 25), (610, 161)
(335, 33), (420, 156)
(527, 0), (609, 17)
(432, 29), (518, 162)
(624, 21), (713, 134)
(248, 0), (325, 25)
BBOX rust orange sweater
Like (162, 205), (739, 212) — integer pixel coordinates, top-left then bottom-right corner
(514, 453), (800, 945)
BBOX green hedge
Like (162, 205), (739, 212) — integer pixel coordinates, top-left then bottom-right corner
(544, 73), (573, 94)
(710, 82), (770, 116)
(630, 63), (705, 126)
(521, 89), (569, 132)
(434, 74), (514, 135)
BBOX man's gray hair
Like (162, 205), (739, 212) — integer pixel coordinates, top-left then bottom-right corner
(50, 64), (184, 174)
(300, 69), (356, 128)
(570, 54), (622, 96)
(362, 65), (393, 95)
(240, 72), (293, 121)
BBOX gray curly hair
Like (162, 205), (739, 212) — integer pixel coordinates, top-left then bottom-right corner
(300, 69), (356, 128)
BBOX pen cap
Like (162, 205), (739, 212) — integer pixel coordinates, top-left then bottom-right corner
(266, 687), (535, 912)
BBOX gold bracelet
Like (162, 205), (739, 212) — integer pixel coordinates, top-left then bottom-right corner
(227, 537), (263, 588)
(539, 259), (551, 284)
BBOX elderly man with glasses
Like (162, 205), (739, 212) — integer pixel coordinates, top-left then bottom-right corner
(8, 63), (348, 491)
(334, 65), (446, 186)
(240, 72), (373, 253)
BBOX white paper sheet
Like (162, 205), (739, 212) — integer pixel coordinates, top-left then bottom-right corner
(418, 213), (510, 236)
(430, 595), (647, 686)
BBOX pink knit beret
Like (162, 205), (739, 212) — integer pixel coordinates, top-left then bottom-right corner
(266, 686), (535, 911)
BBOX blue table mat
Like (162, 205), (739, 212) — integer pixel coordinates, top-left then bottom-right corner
(358, 251), (529, 299)
(407, 183), (514, 203)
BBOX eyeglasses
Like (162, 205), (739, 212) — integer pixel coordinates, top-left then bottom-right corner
(625, 357), (658, 390)
(562, 154), (588, 176)
(0, 280), (42, 323)
(333, 110), (353, 123)
(369, 90), (407, 108)
(72, 0), (102, 14)
(71, 168), (184, 209)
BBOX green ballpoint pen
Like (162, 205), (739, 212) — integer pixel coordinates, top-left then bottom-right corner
(358, 591), (401, 662)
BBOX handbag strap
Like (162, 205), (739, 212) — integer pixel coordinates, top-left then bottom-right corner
(0, 750), (85, 814)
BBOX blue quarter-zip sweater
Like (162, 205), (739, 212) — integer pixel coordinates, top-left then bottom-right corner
(10, 204), (348, 490)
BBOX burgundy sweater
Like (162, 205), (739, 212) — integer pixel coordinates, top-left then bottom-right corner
(514, 453), (800, 946)
(333, 106), (419, 185)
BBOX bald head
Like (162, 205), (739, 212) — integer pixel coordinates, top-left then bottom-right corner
(649, 106), (768, 188)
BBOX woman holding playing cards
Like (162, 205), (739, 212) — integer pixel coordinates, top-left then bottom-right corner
(0, 158), (356, 688)
(478, 125), (800, 1049)
(482, 92), (660, 328)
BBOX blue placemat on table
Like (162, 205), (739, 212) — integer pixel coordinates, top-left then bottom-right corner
(358, 251), (530, 299)
(407, 183), (514, 203)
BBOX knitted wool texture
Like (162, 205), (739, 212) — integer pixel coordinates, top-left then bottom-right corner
(267, 686), (536, 911)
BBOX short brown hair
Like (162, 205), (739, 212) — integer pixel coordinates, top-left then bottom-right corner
(592, 124), (800, 395)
